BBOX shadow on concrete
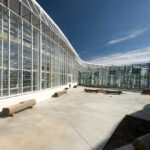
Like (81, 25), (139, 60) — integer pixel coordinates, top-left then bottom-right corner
(0, 112), (8, 118)
(94, 104), (150, 150)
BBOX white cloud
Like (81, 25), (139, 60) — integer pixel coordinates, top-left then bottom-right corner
(107, 28), (148, 45)
(89, 46), (150, 66)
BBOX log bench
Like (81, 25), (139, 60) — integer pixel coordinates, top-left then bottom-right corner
(105, 90), (122, 95)
(53, 90), (67, 97)
(84, 88), (99, 93)
(97, 89), (108, 94)
(133, 133), (150, 150)
(73, 85), (78, 88)
(2, 99), (36, 117)
(97, 89), (122, 95)
(141, 90), (150, 95)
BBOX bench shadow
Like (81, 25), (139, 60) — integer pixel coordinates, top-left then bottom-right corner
(0, 112), (8, 118)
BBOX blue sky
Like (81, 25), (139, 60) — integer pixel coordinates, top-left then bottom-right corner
(36, 0), (150, 65)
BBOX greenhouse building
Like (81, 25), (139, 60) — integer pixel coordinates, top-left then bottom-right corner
(0, 0), (149, 107)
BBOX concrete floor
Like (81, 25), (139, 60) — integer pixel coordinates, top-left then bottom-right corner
(0, 87), (150, 150)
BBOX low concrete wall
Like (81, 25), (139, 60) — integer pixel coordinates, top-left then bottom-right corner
(0, 82), (77, 111)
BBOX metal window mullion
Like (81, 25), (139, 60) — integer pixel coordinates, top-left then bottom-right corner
(39, 12), (42, 90)
(21, 19), (23, 93)
(8, 9), (10, 96)
(57, 45), (60, 86)
(50, 39), (52, 88)
(31, 25), (33, 91)
(1, 6), (3, 96)
(66, 47), (68, 84)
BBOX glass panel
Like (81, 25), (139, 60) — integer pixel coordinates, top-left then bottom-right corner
(42, 35), (51, 89)
(23, 46), (31, 70)
(10, 41), (21, 69)
(3, 40), (8, 68)
(0, 40), (2, 67)
(0, 5), (2, 38)
(10, 70), (21, 94)
(23, 71), (31, 92)
(22, 4), (31, 23)
(23, 21), (31, 92)
(3, 7), (8, 39)
(3, 69), (8, 96)
(0, 69), (1, 96)
(28, 0), (39, 16)
(10, 12), (21, 43)
(9, 0), (20, 15)
(33, 28), (39, 91)
(33, 71), (38, 91)
(23, 21), (31, 47)
(33, 28), (39, 49)
(32, 13), (40, 29)
(3, 0), (8, 7)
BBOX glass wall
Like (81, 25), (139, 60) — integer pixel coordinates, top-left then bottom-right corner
(0, 2), (78, 98)
(10, 12), (21, 95)
(2, 6), (9, 96)
(79, 63), (150, 90)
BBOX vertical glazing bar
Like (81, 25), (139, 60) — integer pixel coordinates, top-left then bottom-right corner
(50, 36), (52, 88)
(57, 46), (60, 86)
(8, 9), (10, 96)
(66, 47), (68, 84)
(1, 5), (3, 96)
(31, 26), (33, 91)
(21, 19), (23, 93)
(39, 12), (42, 90)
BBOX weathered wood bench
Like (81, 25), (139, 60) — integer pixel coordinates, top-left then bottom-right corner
(105, 90), (122, 95)
(53, 90), (67, 97)
(141, 90), (150, 95)
(97, 89), (122, 95)
(97, 89), (108, 94)
(2, 99), (36, 117)
(73, 85), (78, 88)
(133, 133), (150, 150)
(84, 88), (99, 93)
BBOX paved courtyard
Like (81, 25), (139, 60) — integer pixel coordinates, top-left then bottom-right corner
(0, 87), (150, 150)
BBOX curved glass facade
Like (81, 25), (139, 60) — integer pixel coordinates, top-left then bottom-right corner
(0, 0), (80, 98)
(0, 0), (149, 99)
(79, 63), (150, 89)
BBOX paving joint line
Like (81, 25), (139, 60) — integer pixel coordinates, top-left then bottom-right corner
(53, 107), (94, 150)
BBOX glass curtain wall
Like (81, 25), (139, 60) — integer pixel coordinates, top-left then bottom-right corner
(10, 12), (21, 95)
(79, 63), (150, 90)
(0, 2), (79, 99)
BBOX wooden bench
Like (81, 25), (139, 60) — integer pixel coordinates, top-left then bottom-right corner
(97, 89), (108, 94)
(84, 88), (99, 93)
(53, 90), (67, 97)
(105, 90), (122, 95)
(141, 90), (150, 95)
(73, 85), (78, 88)
(98, 89), (122, 95)
(2, 99), (36, 117)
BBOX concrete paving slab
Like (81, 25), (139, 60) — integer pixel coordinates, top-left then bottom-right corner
(0, 87), (149, 150)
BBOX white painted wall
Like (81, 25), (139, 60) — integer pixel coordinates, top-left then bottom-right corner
(0, 82), (77, 112)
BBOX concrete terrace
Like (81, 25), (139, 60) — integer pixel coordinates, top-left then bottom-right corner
(0, 87), (150, 150)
